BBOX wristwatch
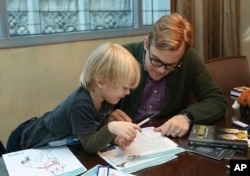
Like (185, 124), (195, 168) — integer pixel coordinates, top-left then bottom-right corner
(181, 112), (193, 124)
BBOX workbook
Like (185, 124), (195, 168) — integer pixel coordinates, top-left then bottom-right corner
(2, 146), (87, 176)
(98, 127), (184, 174)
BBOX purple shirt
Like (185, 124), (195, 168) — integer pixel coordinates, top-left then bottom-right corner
(135, 53), (166, 121)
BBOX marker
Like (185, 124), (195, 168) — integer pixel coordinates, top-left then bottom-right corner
(138, 113), (158, 126)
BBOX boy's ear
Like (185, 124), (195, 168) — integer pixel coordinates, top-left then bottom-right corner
(95, 78), (105, 88)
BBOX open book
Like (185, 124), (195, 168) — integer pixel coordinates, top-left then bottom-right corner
(98, 127), (184, 174)
(2, 146), (87, 176)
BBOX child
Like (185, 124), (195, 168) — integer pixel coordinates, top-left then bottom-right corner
(6, 43), (141, 153)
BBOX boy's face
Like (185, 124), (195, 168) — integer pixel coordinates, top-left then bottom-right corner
(100, 82), (131, 105)
(143, 38), (185, 81)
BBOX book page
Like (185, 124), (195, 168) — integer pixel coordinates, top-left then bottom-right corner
(3, 146), (87, 176)
(124, 127), (177, 155)
(98, 127), (184, 174)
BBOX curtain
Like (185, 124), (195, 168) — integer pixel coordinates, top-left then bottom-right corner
(176, 0), (240, 61)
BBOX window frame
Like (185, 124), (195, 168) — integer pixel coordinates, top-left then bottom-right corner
(0, 0), (176, 48)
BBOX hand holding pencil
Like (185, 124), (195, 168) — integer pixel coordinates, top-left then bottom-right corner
(138, 113), (158, 126)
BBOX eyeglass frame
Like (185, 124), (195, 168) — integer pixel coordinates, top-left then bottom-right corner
(147, 45), (182, 71)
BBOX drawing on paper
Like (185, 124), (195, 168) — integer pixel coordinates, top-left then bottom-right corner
(21, 150), (66, 175)
(3, 146), (87, 176)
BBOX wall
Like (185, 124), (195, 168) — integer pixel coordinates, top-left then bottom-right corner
(0, 36), (143, 146)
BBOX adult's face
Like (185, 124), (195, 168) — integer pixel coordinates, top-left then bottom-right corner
(143, 37), (186, 81)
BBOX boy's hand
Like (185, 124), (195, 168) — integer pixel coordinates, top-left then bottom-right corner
(114, 136), (132, 149)
(108, 121), (141, 141)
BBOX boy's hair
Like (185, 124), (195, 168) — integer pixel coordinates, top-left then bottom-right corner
(80, 43), (141, 90)
(148, 13), (194, 50)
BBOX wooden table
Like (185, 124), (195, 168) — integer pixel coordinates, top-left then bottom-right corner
(71, 109), (250, 176)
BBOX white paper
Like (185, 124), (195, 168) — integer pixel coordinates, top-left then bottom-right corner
(82, 165), (135, 176)
(98, 127), (184, 174)
(3, 146), (87, 176)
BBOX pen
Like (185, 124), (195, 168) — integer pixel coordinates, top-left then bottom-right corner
(138, 113), (158, 126)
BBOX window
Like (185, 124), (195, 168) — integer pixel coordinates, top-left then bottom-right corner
(0, 0), (174, 48)
(0, 19), (2, 38)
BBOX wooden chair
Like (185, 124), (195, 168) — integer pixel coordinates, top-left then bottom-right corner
(205, 56), (250, 108)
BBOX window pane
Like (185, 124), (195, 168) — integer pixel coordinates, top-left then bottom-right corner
(0, 19), (2, 38)
(87, 0), (133, 30)
(142, 0), (171, 26)
(1, 0), (172, 48)
(6, 0), (133, 37)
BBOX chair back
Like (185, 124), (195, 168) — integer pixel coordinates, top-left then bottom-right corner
(205, 56), (250, 107)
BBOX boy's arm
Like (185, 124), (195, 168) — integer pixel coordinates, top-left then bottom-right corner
(77, 125), (115, 154)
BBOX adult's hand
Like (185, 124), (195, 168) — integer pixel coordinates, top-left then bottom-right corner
(154, 114), (190, 137)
